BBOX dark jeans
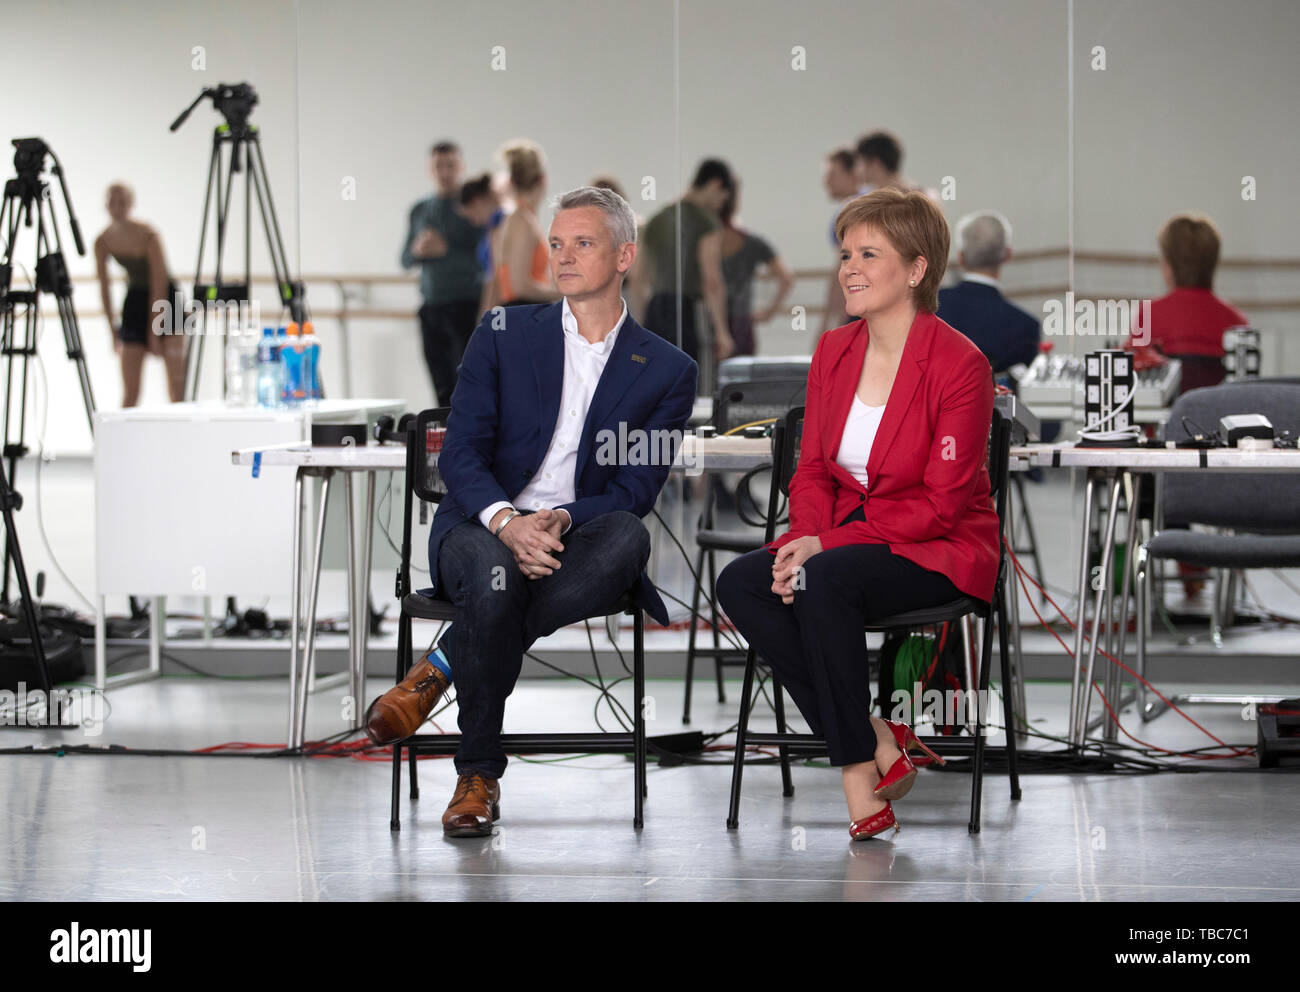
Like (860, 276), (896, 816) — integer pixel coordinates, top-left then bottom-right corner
(435, 510), (651, 778)
(643, 292), (700, 366)
(716, 537), (962, 767)
(418, 298), (480, 405)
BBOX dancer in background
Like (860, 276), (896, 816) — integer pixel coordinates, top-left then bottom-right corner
(639, 158), (734, 370)
(93, 183), (185, 406)
(402, 140), (487, 405)
(493, 140), (557, 307)
(719, 180), (794, 356)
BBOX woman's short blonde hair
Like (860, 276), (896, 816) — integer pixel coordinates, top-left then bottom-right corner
(835, 187), (950, 313)
(500, 138), (545, 194)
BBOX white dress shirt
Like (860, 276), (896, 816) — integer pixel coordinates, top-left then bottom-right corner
(835, 394), (886, 489)
(479, 296), (629, 535)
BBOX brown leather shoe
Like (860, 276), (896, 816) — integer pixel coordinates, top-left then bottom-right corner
(442, 772), (501, 837)
(364, 657), (449, 745)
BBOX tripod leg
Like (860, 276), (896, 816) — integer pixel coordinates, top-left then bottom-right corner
(0, 461), (52, 697)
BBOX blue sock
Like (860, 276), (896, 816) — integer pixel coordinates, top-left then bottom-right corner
(426, 645), (453, 682)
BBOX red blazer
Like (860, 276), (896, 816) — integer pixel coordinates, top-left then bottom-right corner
(767, 311), (1001, 603)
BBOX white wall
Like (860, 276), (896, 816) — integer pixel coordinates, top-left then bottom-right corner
(2, 0), (1297, 455)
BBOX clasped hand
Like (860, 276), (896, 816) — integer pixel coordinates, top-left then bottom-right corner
(498, 508), (569, 579)
(771, 535), (822, 605)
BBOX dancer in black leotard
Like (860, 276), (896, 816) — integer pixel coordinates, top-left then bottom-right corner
(94, 183), (185, 406)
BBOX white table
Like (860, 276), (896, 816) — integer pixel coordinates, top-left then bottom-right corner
(233, 432), (774, 749)
(93, 399), (404, 693)
(1010, 442), (1300, 745)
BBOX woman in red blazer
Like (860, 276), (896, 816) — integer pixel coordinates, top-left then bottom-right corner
(717, 188), (1000, 841)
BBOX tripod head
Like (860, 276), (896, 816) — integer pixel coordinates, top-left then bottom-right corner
(5, 138), (85, 257)
(170, 83), (260, 138)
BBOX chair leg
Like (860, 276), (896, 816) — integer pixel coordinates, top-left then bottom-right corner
(708, 549), (726, 703)
(726, 648), (759, 828)
(388, 611), (413, 830)
(390, 741), (403, 831)
(633, 611), (646, 827)
(997, 579), (1022, 802)
(683, 544), (707, 724)
(969, 601), (997, 834)
(408, 747), (419, 799)
(771, 676), (795, 798)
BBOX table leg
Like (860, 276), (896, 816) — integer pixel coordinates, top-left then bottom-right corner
(288, 469), (307, 748)
(150, 596), (164, 677)
(359, 471), (376, 695)
(95, 596), (107, 692)
(1107, 472), (1142, 741)
(1002, 482), (1028, 738)
(1067, 471), (1097, 744)
(1076, 472), (1123, 745)
(295, 470), (333, 750)
(344, 470), (360, 730)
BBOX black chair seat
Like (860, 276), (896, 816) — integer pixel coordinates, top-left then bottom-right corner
(695, 528), (765, 553)
(1146, 530), (1300, 568)
(866, 595), (990, 630)
(401, 592), (458, 621)
(402, 590), (636, 621)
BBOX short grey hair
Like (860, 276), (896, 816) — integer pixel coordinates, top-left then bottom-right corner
(553, 186), (638, 247)
(956, 210), (1012, 270)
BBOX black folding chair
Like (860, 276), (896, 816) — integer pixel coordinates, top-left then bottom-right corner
(386, 408), (647, 831)
(683, 378), (806, 723)
(725, 406), (1022, 834)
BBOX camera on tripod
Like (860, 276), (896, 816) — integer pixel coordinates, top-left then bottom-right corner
(172, 83), (259, 138)
(169, 81), (307, 398)
(12, 137), (51, 179)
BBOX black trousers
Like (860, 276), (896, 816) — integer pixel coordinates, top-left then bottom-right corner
(715, 531), (962, 767)
(435, 510), (651, 779)
(418, 298), (480, 405)
(643, 292), (700, 366)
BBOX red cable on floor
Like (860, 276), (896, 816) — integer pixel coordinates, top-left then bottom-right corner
(1007, 544), (1254, 759)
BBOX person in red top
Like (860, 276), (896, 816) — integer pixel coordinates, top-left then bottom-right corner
(716, 188), (1000, 841)
(1128, 213), (1247, 393)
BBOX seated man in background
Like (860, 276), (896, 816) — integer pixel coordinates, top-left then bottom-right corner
(1125, 213), (1247, 601)
(937, 210), (1040, 375)
(365, 186), (698, 837)
(1127, 212), (1247, 394)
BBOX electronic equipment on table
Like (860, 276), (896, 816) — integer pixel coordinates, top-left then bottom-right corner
(1018, 344), (1181, 423)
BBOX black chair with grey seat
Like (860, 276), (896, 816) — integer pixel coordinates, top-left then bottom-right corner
(682, 378), (806, 724)
(725, 406), (1022, 834)
(386, 408), (648, 831)
(1135, 382), (1300, 721)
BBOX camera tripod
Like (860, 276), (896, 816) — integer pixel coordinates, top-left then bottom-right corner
(170, 82), (306, 400)
(0, 138), (96, 604)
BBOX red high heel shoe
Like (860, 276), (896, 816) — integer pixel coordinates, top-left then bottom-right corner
(849, 801), (899, 840)
(874, 720), (948, 800)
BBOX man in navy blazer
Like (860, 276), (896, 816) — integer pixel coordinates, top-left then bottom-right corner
(365, 186), (698, 836)
(937, 211), (1040, 374)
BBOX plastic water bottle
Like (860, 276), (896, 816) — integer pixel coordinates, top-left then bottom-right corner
(301, 321), (322, 404)
(281, 322), (307, 407)
(257, 327), (283, 408)
(225, 322), (260, 407)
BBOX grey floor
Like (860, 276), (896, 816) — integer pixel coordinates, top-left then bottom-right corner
(3, 669), (1298, 901)
(4, 460), (1300, 900)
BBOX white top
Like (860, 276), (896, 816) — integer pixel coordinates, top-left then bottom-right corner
(835, 394), (886, 489)
(478, 295), (629, 534)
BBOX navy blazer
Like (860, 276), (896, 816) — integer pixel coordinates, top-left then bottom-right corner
(426, 301), (699, 626)
(937, 279), (1040, 374)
